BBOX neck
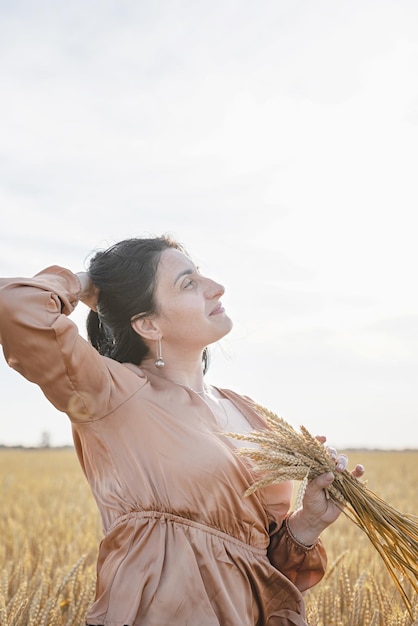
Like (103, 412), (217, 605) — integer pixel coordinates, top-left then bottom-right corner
(142, 355), (207, 393)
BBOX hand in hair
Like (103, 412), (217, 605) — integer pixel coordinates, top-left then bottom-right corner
(76, 272), (100, 311)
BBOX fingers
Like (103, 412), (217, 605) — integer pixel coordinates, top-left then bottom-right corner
(326, 446), (338, 460)
(333, 456), (365, 476)
(333, 455), (364, 475)
(351, 464), (365, 478)
(309, 471), (335, 491)
(335, 453), (348, 472)
(326, 447), (348, 471)
(320, 438), (365, 477)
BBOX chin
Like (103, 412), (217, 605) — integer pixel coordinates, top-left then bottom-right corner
(219, 317), (233, 338)
(206, 324), (232, 346)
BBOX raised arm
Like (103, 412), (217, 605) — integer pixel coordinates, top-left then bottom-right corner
(0, 266), (118, 421)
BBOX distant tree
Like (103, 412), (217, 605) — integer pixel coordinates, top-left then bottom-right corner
(39, 430), (51, 448)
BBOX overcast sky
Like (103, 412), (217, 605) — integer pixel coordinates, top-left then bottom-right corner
(1, 0), (417, 449)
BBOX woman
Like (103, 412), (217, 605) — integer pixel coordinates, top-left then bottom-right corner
(0, 236), (363, 626)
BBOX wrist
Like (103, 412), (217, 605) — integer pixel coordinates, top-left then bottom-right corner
(75, 272), (99, 311)
(75, 272), (91, 296)
(286, 510), (326, 547)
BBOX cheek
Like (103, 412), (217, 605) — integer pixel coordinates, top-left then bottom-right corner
(161, 301), (204, 329)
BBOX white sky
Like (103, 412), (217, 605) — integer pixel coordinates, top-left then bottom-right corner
(1, 0), (417, 449)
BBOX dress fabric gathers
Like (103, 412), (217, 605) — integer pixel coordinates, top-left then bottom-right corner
(0, 267), (327, 626)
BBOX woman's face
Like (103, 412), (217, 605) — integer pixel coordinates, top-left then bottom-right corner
(152, 248), (233, 351)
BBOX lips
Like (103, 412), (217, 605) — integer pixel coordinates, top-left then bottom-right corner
(210, 303), (225, 316)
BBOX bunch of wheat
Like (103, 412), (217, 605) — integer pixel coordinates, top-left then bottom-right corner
(226, 404), (418, 618)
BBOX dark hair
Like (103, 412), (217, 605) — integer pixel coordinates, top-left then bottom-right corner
(86, 235), (183, 365)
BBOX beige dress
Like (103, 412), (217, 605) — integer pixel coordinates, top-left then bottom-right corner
(0, 267), (327, 626)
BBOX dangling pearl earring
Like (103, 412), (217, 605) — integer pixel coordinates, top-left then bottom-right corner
(155, 337), (165, 368)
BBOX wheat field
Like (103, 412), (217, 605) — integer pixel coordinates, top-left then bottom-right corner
(0, 449), (417, 626)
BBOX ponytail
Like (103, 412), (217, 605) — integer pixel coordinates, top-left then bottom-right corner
(86, 310), (114, 358)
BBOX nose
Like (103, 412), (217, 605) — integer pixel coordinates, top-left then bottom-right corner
(204, 277), (225, 298)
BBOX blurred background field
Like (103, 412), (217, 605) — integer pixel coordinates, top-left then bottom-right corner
(0, 449), (417, 626)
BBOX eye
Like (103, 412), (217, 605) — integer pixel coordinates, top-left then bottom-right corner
(179, 266), (200, 289)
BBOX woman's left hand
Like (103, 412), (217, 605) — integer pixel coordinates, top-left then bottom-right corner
(287, 438), (364, 546)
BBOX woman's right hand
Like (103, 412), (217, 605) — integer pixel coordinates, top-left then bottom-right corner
(76, 272), (99, 311)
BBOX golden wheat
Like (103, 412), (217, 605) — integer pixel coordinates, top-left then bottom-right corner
(0, 449), (100, 625)
(1, 447), (417, 625)
(226, 404), (418, 621)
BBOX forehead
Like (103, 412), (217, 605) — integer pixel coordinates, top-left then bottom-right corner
(156, 248), (195, 284)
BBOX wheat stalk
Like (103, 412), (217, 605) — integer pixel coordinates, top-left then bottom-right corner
(226, 403), (418, 617)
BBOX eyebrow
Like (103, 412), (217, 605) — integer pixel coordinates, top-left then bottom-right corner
(174, 268), (194, 285)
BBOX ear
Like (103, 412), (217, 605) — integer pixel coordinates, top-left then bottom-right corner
(131, 316), (161, 341)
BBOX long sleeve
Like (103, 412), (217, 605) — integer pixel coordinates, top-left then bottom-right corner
(0, 266), (133, 422)
(267, 515), (327, 592)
